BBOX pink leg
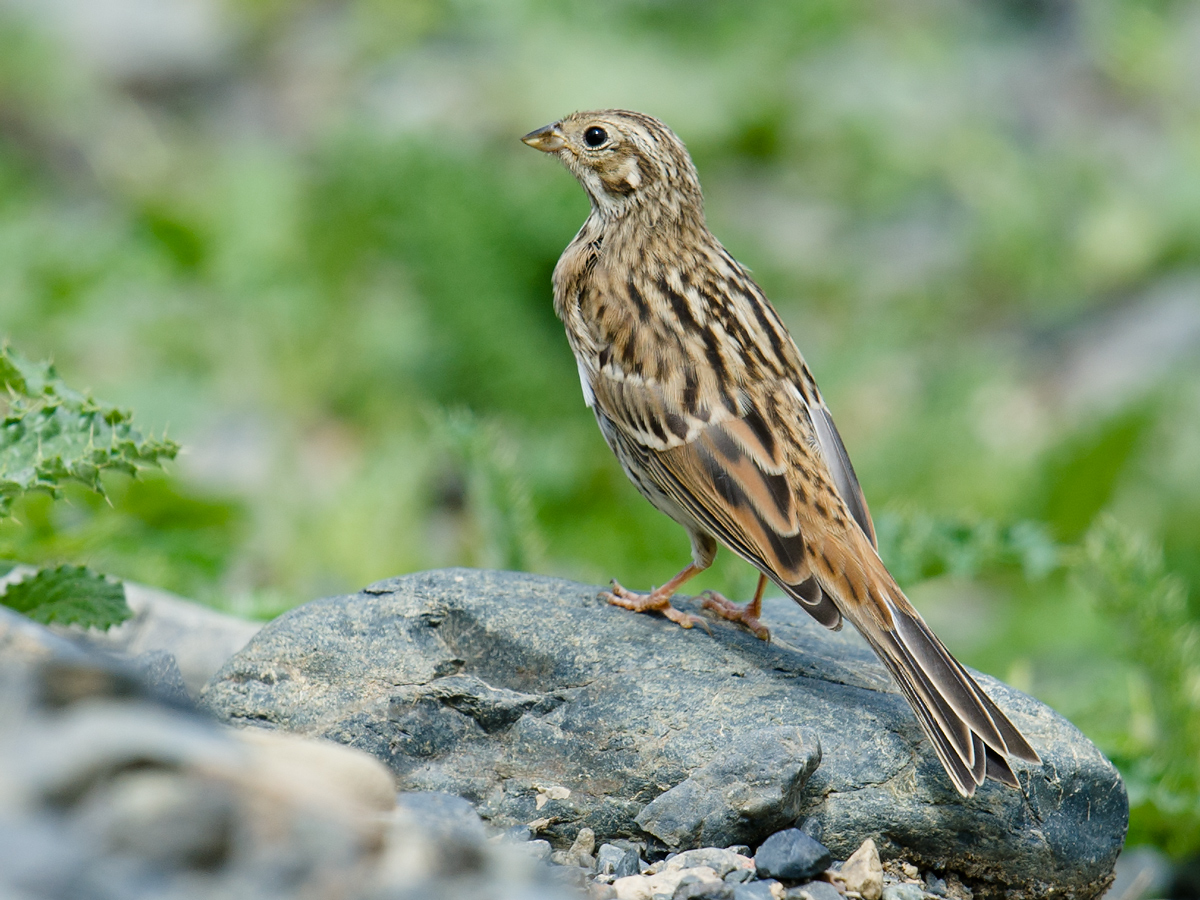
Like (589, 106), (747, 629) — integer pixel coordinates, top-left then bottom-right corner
(701, 573), (771, 641)
(601, 563), (708, 630)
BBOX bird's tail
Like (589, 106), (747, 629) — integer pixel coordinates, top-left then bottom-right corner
(783, 532), (1040, 797)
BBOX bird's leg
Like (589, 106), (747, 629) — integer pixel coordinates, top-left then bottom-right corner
(602, 563), (709, 630)
(700, 573), (771, 641)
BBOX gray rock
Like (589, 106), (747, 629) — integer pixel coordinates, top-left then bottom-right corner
(786, 881), (842, 900)
(501, 824), (534, 843)
(725, 868), (755, 884)
(396, 791), (488, 843)
(615, 846), (642, 878)
(521, 839), (553, 861)
(754, 829), (832, 881)
(131, 649), (191, 707)
(883, 885), (928, 900)
(674, 886), (729, 900)
(0, 612), (579, 900)
(735, 882), (778, 900)
(664, 848), (754, 879)
(636, 726), (820, 849)
(597, 843), (627, 875)
(202, 568), (1128, 900)
(923, 873), (947, 896)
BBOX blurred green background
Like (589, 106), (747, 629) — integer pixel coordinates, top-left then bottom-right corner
(1, 0), (1198, 872)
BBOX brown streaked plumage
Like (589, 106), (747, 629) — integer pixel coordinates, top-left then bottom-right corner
(522, 109), (1040, 796)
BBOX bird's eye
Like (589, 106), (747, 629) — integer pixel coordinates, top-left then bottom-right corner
(583, 126), (608, 148)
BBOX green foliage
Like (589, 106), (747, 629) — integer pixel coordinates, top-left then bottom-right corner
(1, 564), (130, 629)
(0, 344), (178, 518)
(876, 511), (1060, 587)
(1034, 408), (1155, 542)
(431, 409), (544, 573)
(0, 475), (243, 602)
(1072, 517), (1200, 855)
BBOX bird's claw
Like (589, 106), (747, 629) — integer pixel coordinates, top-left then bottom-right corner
(700, 590), (771, 642)
(602, 581), (710, 633)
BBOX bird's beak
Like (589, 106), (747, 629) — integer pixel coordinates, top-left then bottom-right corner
(522, 123), (567, 153)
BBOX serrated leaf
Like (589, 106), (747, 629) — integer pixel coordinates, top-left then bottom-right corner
(2, 565), (132, 629)
(0, 343), (179, 518)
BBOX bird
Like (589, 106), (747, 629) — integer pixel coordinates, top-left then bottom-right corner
(522, 109), (1040, 797)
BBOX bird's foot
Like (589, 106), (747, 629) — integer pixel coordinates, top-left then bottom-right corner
(602, 580), (709, 632)
(700, 590), (771, 642)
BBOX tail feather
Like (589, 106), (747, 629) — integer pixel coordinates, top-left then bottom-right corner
(784, 533), (1040, 796)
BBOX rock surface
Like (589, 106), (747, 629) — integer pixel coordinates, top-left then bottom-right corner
(202, 568), (1128, 900)
(635, 725), (820, 849)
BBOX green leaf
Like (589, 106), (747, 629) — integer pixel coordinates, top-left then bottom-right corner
(0, 343), (179, 518)
(1, 564), (131, 629)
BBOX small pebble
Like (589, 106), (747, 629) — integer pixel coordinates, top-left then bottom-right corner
(613, 865), (721, 900)
(840, 839), (883, 900)
(551, 865), (591, 889)
(614, 848), (643, 878)
(924, 873), (947, 897)
(755, 829), (833, 881)
(675, 881), (735, 899)
(498, 823), (532, 843)
(883, 884), (926, 900)
(725, 868), (755, 884)
(666, 848), (755, 879)
(734, 881), (778, 900)
(553, 826), (598, 867)
(598, 843), (630, 875)
(518, 838), (552, 861)
(786, 881), (841, 900)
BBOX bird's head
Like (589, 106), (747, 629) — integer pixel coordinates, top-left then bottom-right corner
(523, 109), (704, 223)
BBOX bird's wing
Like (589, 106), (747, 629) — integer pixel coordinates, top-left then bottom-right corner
(809, 401), (877, 548)
(592, 367), (1040, 796)
(590, 361), (849, 628)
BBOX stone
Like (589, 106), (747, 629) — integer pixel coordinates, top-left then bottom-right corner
(203, 568), (1129, 900)
(786, 882), (842, 900)
(599, 843), (630, 875)
(130, 649), (191, 706)
(615, 847), (644, 878)
(520, 839), (554, 861)
(676, 881), (736, 899)
(501, 824), (534, 843)
(884, 885), (928, 900)
(637, 726), (820, 849)
(614, 866), (721, 900)
(726, 868), (756, 884)
(840, 839), (883, 900)
(0, 613), (579, 900)
(395, 791), (489, 850)
(664, 847), (756, 879)
(553, 825), (598, 868)
(734, 882), (779, 900)
(924, 873), (948, 897)
(755, 829), (833, 881)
